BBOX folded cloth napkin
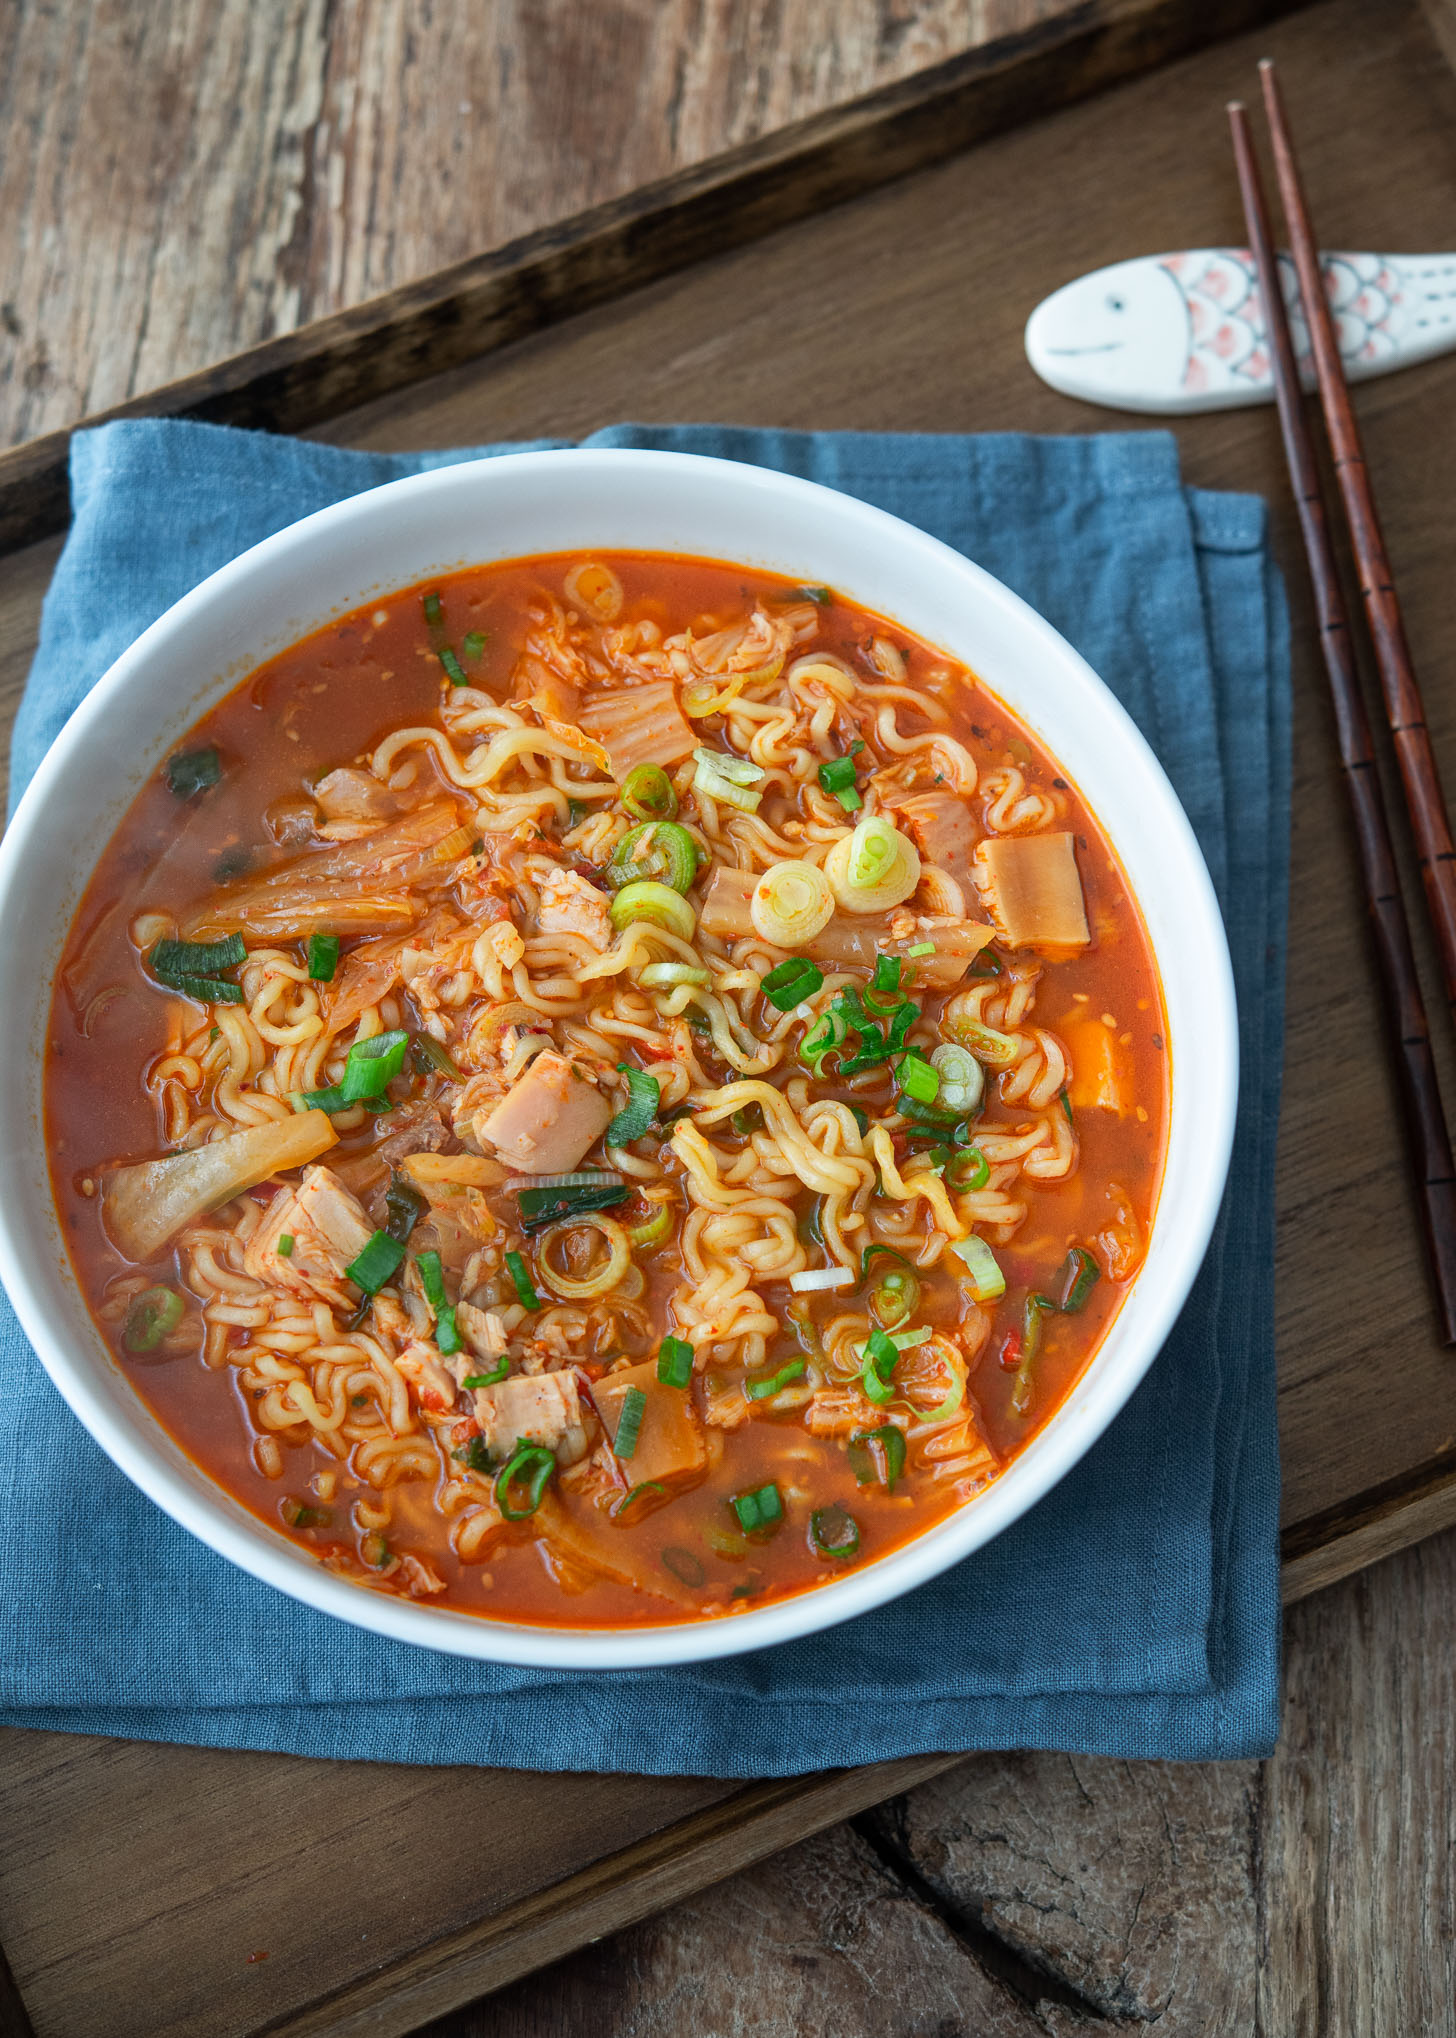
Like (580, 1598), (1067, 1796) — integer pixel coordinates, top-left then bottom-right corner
(0, 419), (1287, 1773)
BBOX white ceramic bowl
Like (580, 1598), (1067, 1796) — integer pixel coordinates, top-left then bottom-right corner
(0, 449), (1236, 1669)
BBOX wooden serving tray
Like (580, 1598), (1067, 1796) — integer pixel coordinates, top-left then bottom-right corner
(4, 0), (1456, 2030)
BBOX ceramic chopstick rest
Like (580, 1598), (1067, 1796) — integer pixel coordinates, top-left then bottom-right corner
(1024, 248), (1456, 413)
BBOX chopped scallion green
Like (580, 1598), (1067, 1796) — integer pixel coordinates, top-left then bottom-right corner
(612, 1385), (647, 1460)
(761, 956), (824, 1011)
(415, 1248), (462, 1356)
(307, 933), (339, 981)
(495, 1441), (555, 1520)
(504, 1249), (540, 1310)
(745, 1357), (807, 1401)
(656, 1335), (694, 1388)
(809, 1504), (860, 1560)
(122, 1285), (184, 1353)
(345, 1229), (405, 1295)
(607, 1065), (660, 1146)
(276, 1234), (294, 1258)
(164, 747), (221, 798)
(730, 1482), (784, 1535)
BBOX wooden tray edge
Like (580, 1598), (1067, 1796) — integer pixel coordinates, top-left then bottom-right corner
(0, 0), (1309, 558)
(1281, 1454), (1456, 1602)
(258, 1754), (961, 2038)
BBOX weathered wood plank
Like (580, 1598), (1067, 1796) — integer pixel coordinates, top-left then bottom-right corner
(1259, 1526), (1456, 2038)
(0, 0), (1308, 553)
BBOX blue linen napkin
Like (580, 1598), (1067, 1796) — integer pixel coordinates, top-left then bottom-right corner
(0, 419), (1287, 1771)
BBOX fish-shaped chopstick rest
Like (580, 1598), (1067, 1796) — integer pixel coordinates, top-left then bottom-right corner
(1025, 248), (1456, 413)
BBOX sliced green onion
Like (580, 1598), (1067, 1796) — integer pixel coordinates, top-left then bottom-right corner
(1012, 1295), (1055, 1415)
(281, 1498), (331, 1529)
(612, 1481), (667, 1518)
(612, 1385), (647, 1460)
(516, 1178), (629, 1232)
(787, 1265), (855, 1293)
(122, 1285), (184, 1353)
(462, 1359), (509, 1387)
(154, 971), (245, 1007)
(870, 955), (902, 995)
(453, 1435), (493, 1474)
(422, 590), (444, 628)
(761, 957), (824, 1011)
(946, 1146), (990, 1192)
(662, 1546), (706, 1585)
(439, 646), (467, 685)
(847, 1424), (906, 1492)
(945, 1015), (1019, 1069)
(495, 1441), (556, 1520)
(621, 763), (679, 821)
(868, 1265), (920, 1330)
(504, 1249), (540, 1310)
(152, 935), (245, 976)
(970, 946), (1003, 977)
(790, 584), (832, 604)
(384, 1176), (426, 1244)
(898, 1054), (941, 1106)
(628, 1200), (674, 1249)
(346, 1230), (405, 1295)
(337, 1029), (410, 1104)
(416, 1248), (463, 1355)
(799, 1005), (848, 1074)
(861, 1326), (900, 1406)
(1057, 1246), (1100, 1313)
(307, 932), (339, 981)
(730, 1482), (784, 1535)
(411, 1032), (462, 1078)
(657, 1334), (695, 1387)
(693, 747), (766, 813)
(165, 747), (221, 798)
(607, 1065), (660, 1146)
(817, 752), (862, 813)
(276, 1234), (294, 1258)
(929, 1042), (984, 1116)
(609, 880), (696, 941)
(1060, 1087), (1076, 1129)
(809, 1504), (861, 1560)
(860, 1243), (913, 1283)
(951, 1233), (1005, 1301)
(607, 820), (699, 894)
(463, 630), (487, 659)
(907, 941), (935, 958)
(745, 1356), (807, 1401)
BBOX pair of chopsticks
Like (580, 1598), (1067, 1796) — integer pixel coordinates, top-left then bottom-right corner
(1227, 68), (1456, 1344)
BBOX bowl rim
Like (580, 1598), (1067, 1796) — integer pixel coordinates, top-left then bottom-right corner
(0, 446), (1238, 1671)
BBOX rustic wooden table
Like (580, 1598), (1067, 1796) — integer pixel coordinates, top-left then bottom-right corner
(3, 4), (1451, 2032)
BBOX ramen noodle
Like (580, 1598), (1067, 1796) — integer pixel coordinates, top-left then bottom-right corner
(46, 554), (1167, 1624)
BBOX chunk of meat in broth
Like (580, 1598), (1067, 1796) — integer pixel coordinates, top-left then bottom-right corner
(244, 1165), (373, 1310)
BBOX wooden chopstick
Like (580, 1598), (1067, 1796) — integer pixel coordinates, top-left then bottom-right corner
(1227, 99), (1456, 1345)
(1260, 60), (1456, 1021)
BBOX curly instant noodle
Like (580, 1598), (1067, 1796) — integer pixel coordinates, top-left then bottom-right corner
(48, 553), (1168, 1624)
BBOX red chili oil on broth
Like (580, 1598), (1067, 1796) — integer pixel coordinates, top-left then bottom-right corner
(46, 553), (1168, 1628)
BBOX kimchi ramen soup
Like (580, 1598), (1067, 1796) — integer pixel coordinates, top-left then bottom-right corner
(48, 554), (1167, 1626)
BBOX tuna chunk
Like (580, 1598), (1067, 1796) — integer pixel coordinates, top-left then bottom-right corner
(475, 1051), (613, 1175)
(474, 1371), (589, 1465)
(893, 792), (978, 894)
(243, 1163), (375, 1309)
(579, 681), (696, 776)
(456, 1301), (510, 1364)
(536, 865), (613, 950)
(593, 1359), (708, 1487)
(395, 1340), (459, 1414)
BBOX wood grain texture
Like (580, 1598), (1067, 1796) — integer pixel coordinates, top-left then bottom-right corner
(0, 0), (1310, 553)
(2, 0), (1456, 2033)
(0, 0), (1076, 452)
(427, 1532), (1456, 2038)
